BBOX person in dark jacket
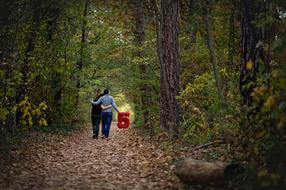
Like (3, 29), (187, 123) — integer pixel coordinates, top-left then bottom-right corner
(91, 92), (111, 139)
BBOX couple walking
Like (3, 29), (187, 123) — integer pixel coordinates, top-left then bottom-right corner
(90, 89), (119, 139)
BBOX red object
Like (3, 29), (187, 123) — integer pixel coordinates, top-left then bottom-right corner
(117, 112), (130, 128)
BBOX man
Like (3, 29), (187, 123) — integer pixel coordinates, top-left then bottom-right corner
(91, 89), (119, 138)
(91, 92), (111, 139)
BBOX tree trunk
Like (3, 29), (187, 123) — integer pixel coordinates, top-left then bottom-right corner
(134, 0), (145, 45)
(203, 0), (225, 106)
(46, 5), (62, 124)
(187, 0), (198, 51)
(228, 5), (235, 67)
(175, 158), (242, 186)
(7, 7), (21, 131)
(134, 0), (152, 129)
(151, 0), (163, 66)
(0, 0), (18, 64)
(160, 0), (180, 138)
(16, 0), (42, 125)
(45, 5), (59, 42)
(76, 0), (89, 106)
(2, 1), (25, 131)
(134, 0), (151, 129)
(240, 0), (270, 107)
(151, 0), (164, 110)
(21, 0), (42, 96)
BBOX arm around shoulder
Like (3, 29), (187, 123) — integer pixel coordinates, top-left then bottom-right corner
(91, 97), (102, 105)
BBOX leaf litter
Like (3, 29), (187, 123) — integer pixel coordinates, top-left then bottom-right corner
(0, 124), (186, 190)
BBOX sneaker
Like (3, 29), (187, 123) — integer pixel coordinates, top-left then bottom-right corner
(101, 134), (105, 139)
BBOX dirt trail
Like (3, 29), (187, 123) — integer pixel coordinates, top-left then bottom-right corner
(0, 123), (184, 190)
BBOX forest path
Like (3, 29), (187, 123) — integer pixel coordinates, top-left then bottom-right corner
(0, 123), (184, 190)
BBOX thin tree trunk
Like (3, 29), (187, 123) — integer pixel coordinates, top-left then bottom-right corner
(46, 5), (62, 124)
(7, 7), (21, 131)
(151, 0), (163, 66)
(150, 0), (162, 136)
(160, 0), (180, 138)
(76, 0), (89, 106)
(16, 0), (42, 125)
(228, 7), (235, 67)
(22, 0), (42, 95)
(188, 0), (198, 51)
(5, 1), (26, 131)
(134, 0), (151, 129)
(203, 0), (225, 106)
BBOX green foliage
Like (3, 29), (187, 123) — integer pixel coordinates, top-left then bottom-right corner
(179, 72), (239, 145)
(239, 59), (286, 189)
(0, 0), (87, 129)
(238, 2), (286, 188)
(178, 0), (241, 146)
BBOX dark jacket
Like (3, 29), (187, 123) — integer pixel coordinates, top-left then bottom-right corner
(91, 94), (103, 115)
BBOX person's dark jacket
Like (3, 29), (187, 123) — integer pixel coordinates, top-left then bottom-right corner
(91, 94), (103, 115)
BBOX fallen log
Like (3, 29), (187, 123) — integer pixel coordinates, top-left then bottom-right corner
(175, 158), (242, 186)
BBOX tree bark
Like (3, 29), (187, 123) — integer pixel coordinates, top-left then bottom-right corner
(0, 0), (18, 64)
(160, 0), (180, 138)
(134, 0), (145, 45)
(2, 1), (26, 130)
(203, 0), (225, 106)
(45, 4), (59, 42)
(151, 0), (163, 65)
(175, 158), (242, 186)
(21, 0), (42, 95)
(46, 4), (62, 124)
(76, 0), (89, 106)
(228, 5), (235, 67)
(187, 0), (198, 51)
(134, 0), (151, 129)
(240, 0), (270, 107)
(16, 0), (42, 125)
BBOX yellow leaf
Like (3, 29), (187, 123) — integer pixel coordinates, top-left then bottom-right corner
(43, 119), (48, 126)
(39, 118), (48, 126)
(277, 118), (286, 129)
(258, 169), (268, 177)
(264, 96), (275, 108)
(35, 108), (41, 116)
(246, 60), (254, 70)
(253, 86), (268, 97)
(28, 117), (33, 127)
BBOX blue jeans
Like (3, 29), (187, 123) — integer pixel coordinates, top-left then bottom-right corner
(102, 112), (112, 138)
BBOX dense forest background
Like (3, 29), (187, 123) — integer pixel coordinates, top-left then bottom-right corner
(0, 0), (286, 189)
